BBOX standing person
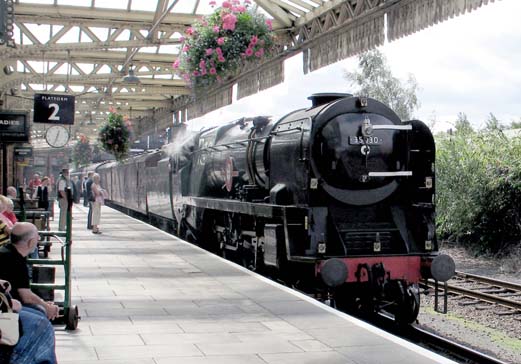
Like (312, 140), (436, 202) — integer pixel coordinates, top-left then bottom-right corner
(90, 173), (104, 234)
(28, 173), (41, 195)
(56, 168), (70, 231)
(71, 176), (80, 204)
(35, 176), (50, 211)
(85, 171), (94, 229)
(82, 175), (89, 207)
(74, 175), (82, 204)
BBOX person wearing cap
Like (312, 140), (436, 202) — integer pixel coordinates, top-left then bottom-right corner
(57, 168), (70, 231)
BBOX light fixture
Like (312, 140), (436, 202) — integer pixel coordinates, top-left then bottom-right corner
(123, 66), (141, 84)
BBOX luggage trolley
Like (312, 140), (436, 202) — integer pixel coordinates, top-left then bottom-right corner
(27, 188), (80, 330)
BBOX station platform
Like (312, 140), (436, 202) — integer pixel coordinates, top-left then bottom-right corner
(46, 204), (455, 364)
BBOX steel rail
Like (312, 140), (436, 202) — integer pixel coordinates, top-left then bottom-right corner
(455, 271), (521, 292)
(406, 325), (510, 364)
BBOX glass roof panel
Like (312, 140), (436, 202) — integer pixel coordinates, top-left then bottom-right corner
(58, 0), (91, 6)
(19, 0), (54, 4)
(130, 0), (157, 12)
(170, 0), (196, 14)
(94, 0), (129, 10)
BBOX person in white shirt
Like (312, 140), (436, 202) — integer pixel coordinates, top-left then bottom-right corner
(56, 168), (70, 231)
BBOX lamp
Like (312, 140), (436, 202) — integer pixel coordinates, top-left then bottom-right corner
(123, 66), (141, 84)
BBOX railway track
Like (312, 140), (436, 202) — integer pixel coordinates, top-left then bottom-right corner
(427, 271), (521, 315)
(370, 313), (510, 364)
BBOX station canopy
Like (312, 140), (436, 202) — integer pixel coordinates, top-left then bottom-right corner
(0, 0), (497, 144)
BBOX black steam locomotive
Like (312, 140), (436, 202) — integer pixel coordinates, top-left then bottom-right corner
(96, 93), (455, 324)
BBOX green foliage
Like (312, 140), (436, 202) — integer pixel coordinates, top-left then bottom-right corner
(72, 135), (92, 167)
(454, 112), (474, 135)
(509, 119), (521, 129)
(436, 129), (521, 254)
(484, 113), (503, 131)
(174, 1), (275, 88)
(98, 111), (131, 162)
(344, 49), (419, 120)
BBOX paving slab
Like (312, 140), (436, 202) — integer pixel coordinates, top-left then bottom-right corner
(43, 204), (457, 363)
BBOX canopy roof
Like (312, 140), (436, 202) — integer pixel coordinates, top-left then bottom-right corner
(0, 0), (497, 144)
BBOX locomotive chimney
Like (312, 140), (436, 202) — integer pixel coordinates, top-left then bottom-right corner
(307, 93), (352, 107)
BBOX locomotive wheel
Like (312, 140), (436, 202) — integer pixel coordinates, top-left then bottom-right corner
(65, 305), (80, 330)
(394, 283), (420, 325)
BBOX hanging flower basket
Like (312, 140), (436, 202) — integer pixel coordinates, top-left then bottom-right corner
(98, 108), (132, 162)
(72, 134), (92, 167)
(173, 0), (275, 89)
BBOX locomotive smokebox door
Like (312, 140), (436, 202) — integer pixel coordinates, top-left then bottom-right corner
(264, 224), (284, 267)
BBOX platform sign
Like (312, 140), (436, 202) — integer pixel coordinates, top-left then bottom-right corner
(0, 111), (29, 142)
(14, 146), (32, 159)
(33, 93), (75, 125)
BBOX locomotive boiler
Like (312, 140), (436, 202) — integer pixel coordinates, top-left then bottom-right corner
(99, 93), (455, 324)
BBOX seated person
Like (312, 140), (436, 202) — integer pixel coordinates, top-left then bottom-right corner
(0, 196), (13, 246)
(0, 279), (57, 364)
(6, 186), (17, 199)
(0, 222), (60, 320)
(2, 198), (17, 225)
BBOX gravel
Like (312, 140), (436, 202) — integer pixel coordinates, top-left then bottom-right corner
(417, 246), (521, 364)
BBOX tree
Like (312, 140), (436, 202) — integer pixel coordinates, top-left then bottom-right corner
(344, 49), (419, 120)
(485, 113), (503, 131)
(509, 119), (521, 129)
(454, 112), (474, 135)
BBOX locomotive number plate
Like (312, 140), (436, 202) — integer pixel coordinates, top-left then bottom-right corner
(349, 136), (382, 145)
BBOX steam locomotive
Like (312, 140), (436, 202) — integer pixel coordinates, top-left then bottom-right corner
(96, 93), (455, 324)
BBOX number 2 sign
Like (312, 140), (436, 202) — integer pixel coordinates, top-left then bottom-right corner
(33, 93), (75, 125)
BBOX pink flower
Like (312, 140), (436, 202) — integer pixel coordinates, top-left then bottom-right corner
(107, 139), (113, 145)
(199, 59), (206, 68)
(216, 75), (222, 83)
(179, 36), (185, 42)
(232, 0), (240, 4)
(222, 1), (231, 8)
(213, 25), (220, 33)
(185, 27), (194, 35)
(245, 0), (251, 4)
(217, 37), (225, 46)
(193, 70), (200, 76)
(245, 47), (253, 57)
(172, 60), (180, 69)
(200, 68), (207, 75)
(255, 48), (264, 58)
(222, 13), (237, 31)
(250, 35), (258, 46)
(215, 47), (223, 55)
(209, 0), (216, 6)
(205, 48), (214, 56)
(236, 5), (246, 12)
(217, 56), (225, 62)
(182, 45), (190, 52)
(266, 19), (273, 30)
(183, 74), (190, 81)
(209, 67), (217, 75)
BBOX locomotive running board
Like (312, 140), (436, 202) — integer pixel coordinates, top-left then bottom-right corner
(182, 196), (305, 219)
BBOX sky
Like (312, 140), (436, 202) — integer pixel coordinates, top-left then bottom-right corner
(188, 0), (521, 133)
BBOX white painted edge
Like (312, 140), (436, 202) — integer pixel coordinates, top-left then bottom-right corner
(99, 205), (457, 364)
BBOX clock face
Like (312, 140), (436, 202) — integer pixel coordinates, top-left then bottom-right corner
(45, 125), (69, 148)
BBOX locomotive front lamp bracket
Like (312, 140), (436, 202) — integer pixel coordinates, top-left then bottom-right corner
(371, 124), (413, 131)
